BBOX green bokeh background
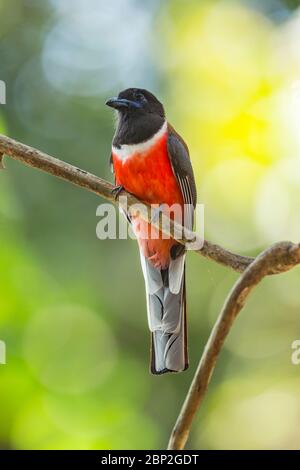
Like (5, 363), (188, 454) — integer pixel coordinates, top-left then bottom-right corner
(1, 0), (300, 449)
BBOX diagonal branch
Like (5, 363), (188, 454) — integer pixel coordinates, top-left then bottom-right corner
(167, 241), (300, 450)
(0, 133), (253, 273)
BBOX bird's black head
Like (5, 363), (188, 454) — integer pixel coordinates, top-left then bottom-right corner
(106, 88), (165, 117)
(106, 88), (165, 147)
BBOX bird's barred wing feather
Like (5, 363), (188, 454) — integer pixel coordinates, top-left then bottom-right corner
(167, 124), (197, 231)
(167, 124), (197, 296)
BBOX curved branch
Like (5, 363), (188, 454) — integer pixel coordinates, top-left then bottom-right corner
(167, 241), (300, 450)
(0, 133), (254, 273)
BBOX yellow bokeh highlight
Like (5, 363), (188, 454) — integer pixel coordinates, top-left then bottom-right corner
(159, 0), (300, 250)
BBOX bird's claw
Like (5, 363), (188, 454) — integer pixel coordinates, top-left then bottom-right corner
(111, 185), (125, 200)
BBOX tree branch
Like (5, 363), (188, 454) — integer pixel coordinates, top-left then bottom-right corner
(167, 241), (300, 450)
(0, 133), (253, 273)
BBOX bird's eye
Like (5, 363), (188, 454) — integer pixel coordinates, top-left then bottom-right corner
(134, 92), (144, 102)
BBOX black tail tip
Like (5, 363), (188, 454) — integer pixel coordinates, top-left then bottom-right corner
(150, 363), (189, 375)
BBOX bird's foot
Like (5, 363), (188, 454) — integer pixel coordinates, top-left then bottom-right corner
(111, 185), (125, 200)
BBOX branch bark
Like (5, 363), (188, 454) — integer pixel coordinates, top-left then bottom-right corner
(167, 241), (300, 450)
(0, 133), (299, 450)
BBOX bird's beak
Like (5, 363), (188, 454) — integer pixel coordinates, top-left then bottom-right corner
(105, 97), (142, 110)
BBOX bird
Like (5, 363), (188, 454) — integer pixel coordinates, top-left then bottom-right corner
(106, 88), (196, 374)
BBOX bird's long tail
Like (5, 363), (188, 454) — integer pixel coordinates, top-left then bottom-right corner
(140, 252), (188, 374)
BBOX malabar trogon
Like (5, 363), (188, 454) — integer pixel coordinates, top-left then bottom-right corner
(106, 88), (196, 374)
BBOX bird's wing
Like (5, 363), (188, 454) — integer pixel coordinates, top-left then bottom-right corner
(167, 124), (197, 293)
(167, 124), (197, 232)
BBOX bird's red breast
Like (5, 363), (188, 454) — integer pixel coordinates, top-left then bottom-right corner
(112, 124), (183, 269)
